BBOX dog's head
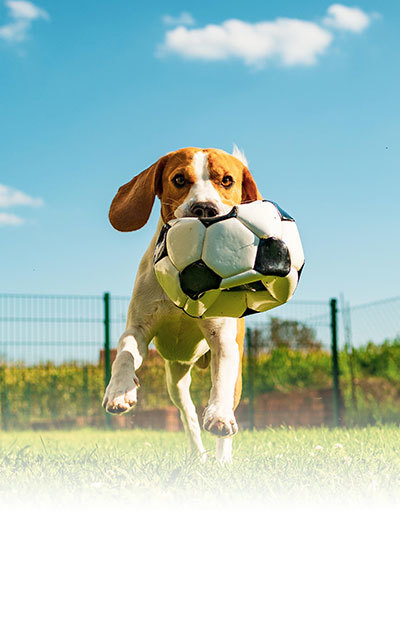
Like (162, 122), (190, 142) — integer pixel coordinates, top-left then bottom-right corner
(109, 147), (262, 231)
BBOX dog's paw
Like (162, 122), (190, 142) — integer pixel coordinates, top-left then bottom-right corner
(202, 407), (238, 438)
(102, 374), (139, 414)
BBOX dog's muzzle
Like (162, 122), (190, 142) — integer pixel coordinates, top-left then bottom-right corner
(189, 202), (219, 218)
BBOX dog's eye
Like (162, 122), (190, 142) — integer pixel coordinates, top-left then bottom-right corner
(221, 175), (234, 187)
(172, 173), (186, 188)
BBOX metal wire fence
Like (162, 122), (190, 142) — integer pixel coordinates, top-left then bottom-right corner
(245, 295), (400, 428)
(0, 292), (399, 429)
(338, 295), (400, 427)
(0, 293), (129, 429)
(0, 294), (105, 365)
(248, 300), (331, 347)
(342, 296), (400, 347)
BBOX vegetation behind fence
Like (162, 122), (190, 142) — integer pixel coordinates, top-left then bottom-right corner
(1, 293), (400, 429)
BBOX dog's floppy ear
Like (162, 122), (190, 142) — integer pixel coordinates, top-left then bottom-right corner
(109, 156), (167, 231)
(241, 166), (262, 203)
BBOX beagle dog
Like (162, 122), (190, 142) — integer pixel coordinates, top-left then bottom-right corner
(102, 147), (262, 462)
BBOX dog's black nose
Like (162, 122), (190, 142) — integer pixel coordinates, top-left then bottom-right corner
(190, 202), (219, 218)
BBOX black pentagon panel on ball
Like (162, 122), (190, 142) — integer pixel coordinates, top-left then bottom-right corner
(198, 207), (238, 227)
(297, 263), (305, 281)
(153, 224), (170, 265)
(179, 260), (222, 300)
(246, 279), (266, 292)
(241, 308), (259, 317)
(254, 237), (291, 277)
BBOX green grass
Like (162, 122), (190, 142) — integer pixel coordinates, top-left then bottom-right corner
(1, 426), (400, 504)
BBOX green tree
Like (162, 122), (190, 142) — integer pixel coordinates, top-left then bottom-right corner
(268, 317), (322, 351)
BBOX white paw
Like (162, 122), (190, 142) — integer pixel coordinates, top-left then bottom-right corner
(202, 406), (238, 438)
(102, 374), (139, 414)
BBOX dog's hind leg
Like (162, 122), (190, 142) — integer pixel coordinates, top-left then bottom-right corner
(103, 327), (149, 414)
(165, 360), (206, 462)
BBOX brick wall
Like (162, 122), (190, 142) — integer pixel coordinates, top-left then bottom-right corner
(31, 388), (334, 430)
(253, 388), (334, 427)
(132, 388), (335, 430)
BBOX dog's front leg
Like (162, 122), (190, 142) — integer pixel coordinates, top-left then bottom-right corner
(102, 327), (149, 414)
(198, 318), (240, 463)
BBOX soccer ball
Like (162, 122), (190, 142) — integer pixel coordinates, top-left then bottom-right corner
(153, 200), (305, 319)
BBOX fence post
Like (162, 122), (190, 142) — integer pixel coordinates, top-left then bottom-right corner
(330, 298), (342, 427)
(103, 292), (112, 427)
(50, 373), (58, 420)
(82, 365), (89, 417)
(246, 327), (255, 431)
(0, 366), (9, 430)
(26, 380), (31, 427)
(340, 295), (358, 424)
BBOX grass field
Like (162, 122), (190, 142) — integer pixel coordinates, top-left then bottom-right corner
(1, 425), (400, 504)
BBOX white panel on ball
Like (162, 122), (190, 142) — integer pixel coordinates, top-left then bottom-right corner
(265, 267), (299, 303)
(166, 218), (206, 271)
(246, 289), (282, 313)
(236, 200), (282, 239)
(220, 269), (265, 289)
(154, 256), (188, 308)
(165, 218), (180, 226)
(202, 218), (259, 278)
(280, 221), (305, 270)
(183, 290), (221, 318)
(203, 291), (247, 318)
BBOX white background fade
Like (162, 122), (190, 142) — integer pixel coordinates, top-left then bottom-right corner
(1, 504), (399, 637)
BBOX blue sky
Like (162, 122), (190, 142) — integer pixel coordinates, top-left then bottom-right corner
(1, 0), (398, 305)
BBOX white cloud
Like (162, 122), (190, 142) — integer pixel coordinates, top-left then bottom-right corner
(159, 5), (375, 67)
(162, 12), (195, 27)
(0, 212), (24, 226)
(323, 4), (371, 32)
(160, 18), (333, 67)
(0, 184), (43, 208)
(7, 0), (48, 20)
(0, 0), (49, 43)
